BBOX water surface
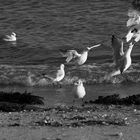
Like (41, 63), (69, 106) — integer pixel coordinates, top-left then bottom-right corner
(0, 0), (139, 103)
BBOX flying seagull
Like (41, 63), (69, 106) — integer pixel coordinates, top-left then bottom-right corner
(105, 35), (134, 80)
(127, 9), (140, 27)
(126, 9), (140, 42)
(126, 24), (140, 42)
(59, 44), (101, 65)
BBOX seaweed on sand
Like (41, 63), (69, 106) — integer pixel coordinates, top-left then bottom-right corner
(86, 94), (140, 105)
(0, 91), (44, 105)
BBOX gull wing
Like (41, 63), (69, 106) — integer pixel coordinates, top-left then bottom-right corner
(118, 56), (125, 73)
(60, 50), (81, 63)
(4, 35), (11, 40)
(127, 9), (140, 27)
(126, 24), (140, 42)
(111, 35), (124, 66)
(54, 68), (65, 82)
(56, 69), (63, 78)
(126, 28), (135, 42)
(87, 44), (101, 50)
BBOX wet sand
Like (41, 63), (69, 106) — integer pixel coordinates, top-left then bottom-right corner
(1, 83), (140, 106)
(1, 124), (140, 140)
(0, 104), (140, 140)
(0, 84), (140, 140)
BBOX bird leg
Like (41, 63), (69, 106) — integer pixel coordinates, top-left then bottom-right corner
(122, 73), (129, 82)
(81, 98), (85, 107)
(72, 99), (76, 108)
(52, 82), (56, 87)
(57, 82), (62, 88)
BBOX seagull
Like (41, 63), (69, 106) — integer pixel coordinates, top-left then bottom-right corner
(73, 79), (86, 105)
(3, 32), (16, 42)
(105, 35), (134, 80)
(44, 64), (65, 82)
(126, 24), (140, 42)
(27, 71), (49, 86)
(111, 35), (124, 67)
(27, 72), (36, 86)
(125, 9), (140, 42)
(59, 44), (101, 65)
(127, 9), (140, 27)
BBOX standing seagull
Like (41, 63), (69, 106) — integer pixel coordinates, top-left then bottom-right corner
(44, 64), (65, 82)
(73, 79), (86, 105)
(60, 44), (101, 65)
(3, 32), (16, 42)
(105, 35), (134, 80)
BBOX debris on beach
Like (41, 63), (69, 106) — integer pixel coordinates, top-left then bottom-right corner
(33, 105), (130, 128)
(0, 90), (44, 105)
(85, 94), (140, 105)
(0, 91), (44, 112)
(0, 93), (140, 128)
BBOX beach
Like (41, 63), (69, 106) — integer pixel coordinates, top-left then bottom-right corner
(0, 99), (140, 140)
(0, 0), (140, 139)
(0, 83), (139, 139)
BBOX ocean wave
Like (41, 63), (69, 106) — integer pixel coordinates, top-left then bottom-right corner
(0, 63), (140, 87)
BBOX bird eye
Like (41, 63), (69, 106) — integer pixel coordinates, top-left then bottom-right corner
(131, 28), (138, 33)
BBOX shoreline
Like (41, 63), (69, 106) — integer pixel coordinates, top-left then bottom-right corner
(0, 90), (140, 139)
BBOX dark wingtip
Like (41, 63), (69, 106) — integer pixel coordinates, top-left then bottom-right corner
(122, 37), (126, 40)
(112, 35), (115, 38)
(112, 34), (123, 42)
(112, 34), (118, 39)
(112, 34), (118, 40)
(111, 35), (116, 42)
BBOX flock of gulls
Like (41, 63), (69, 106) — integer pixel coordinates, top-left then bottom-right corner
(2, 9), (140, 104)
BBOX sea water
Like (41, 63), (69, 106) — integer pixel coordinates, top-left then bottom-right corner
(0, 0), (140, 106)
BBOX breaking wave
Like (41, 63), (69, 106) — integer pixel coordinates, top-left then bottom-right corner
(0, 62), (140, 87)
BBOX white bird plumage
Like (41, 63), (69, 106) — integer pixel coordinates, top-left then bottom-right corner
(127, 9), (140, 27)
(105, 35), (134, 80)
(44, 64), (65, 82)
(126, 9), (140, 42)
(3, 32), (16, 42)
(60, 44), (101, 65)
(126, 24), (140, 42)
(73, 79), (86, 103)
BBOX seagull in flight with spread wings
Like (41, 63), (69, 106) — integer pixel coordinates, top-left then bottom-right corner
(105, 35), (134, 80)
(126, 9), (140, 42)
(59, 44), (101, 65)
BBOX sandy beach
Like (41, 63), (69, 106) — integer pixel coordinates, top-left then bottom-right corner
(0, 98), (140, 140)
(0, 105), (139, 140)
(0, 0), (140, 139)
